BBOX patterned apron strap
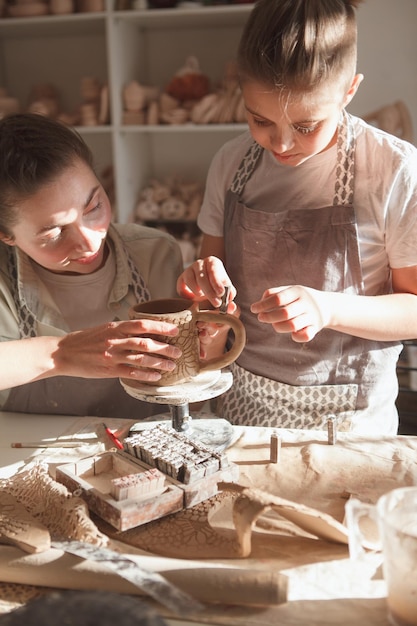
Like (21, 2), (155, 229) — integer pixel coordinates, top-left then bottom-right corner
(7, 247), (37, 339)
(126, 250), (151, 304)
(232, 116), (355, 205)
(230, 141), (264, 196)
(333, 110), (355, 207)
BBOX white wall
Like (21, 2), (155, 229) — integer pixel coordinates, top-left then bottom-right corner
(348, 0), (417, 145)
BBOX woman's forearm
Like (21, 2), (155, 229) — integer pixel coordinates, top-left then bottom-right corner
(0, 336), (59, 390)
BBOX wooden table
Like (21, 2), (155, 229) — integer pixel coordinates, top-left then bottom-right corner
(1, 410), (415, 625)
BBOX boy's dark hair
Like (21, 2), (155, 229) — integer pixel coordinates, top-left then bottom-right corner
(0, 113), (94, 236)
(237, 0), (362, 93)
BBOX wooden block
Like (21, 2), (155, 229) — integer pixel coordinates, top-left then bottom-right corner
(110, 467), (165, 501)
(56, 432), (240, 530)
(179, 460), (240, 509)
(56, 452), (183, 532)
(117, 450), (239, 509)
(270, 433), (281, 463)
(122, 423), (234, 485)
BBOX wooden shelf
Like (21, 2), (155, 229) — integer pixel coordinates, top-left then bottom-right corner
(0, 3), (251, 222)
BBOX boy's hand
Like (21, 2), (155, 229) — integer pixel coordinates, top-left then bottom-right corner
(177, 255), (236, 309)
(251, 285), (330, 342)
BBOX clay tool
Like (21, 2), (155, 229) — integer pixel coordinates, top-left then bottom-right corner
(219, 285), (231, 313)
(51, 539), (204, 616)
(327, 415), (337, 445)
(11, 440), (94, 449)
(270, 432), (281, 463)
(102, 423), (124, 449)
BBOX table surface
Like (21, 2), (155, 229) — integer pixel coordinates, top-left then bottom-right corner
(0, 411), (204, 626)
(1, 410), (415, 625)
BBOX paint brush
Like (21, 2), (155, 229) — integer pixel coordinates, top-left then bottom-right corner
(11, 440), (96, 449)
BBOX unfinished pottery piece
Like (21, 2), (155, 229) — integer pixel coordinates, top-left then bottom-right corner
(127, 298), (246, 386)
(218, 482), (350, 557)
(7, 2), (49, 16)
(50, 0), (74, 13)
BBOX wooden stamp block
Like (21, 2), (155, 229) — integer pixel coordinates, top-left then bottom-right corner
(56, 425), (240, 531)
(56, 452), (183, 532)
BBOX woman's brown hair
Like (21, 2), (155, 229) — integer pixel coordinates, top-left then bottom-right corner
(0, 113), (94, 236)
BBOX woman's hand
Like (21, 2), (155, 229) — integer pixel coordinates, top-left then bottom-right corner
(251, 285), (330, 342)
(177, 255), (235, 309)
(54, 319), (182, 383)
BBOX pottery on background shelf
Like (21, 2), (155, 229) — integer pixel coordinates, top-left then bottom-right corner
(50, 0), (74, 15)
(7, 1), (49, 17)
(0, 95), (20, 118)
(147, 0), (178, 8)
(77, 0), (105, 11)
(0, 76), (109, 128)
(122, 57), (246, 127)
(134, 175), (204, 267)
(363, 100), (413, 144)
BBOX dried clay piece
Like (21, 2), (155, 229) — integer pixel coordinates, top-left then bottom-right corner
(146, 100), (159, 125)
(123, 111), (146, 125)
(190, 93), (219, 124)
(159, 93), (179, 114)
(165, 56), (210, 102)
(123, 81), (159, 113)
(363, 100), (414, 143)
(136, 190), (160, 221)
(218, 482), (350, 557)
(0, 492), (50, 554)
(160, 108), (189, 125)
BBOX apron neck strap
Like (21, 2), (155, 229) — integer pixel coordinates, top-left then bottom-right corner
(333, 110), (356, 206)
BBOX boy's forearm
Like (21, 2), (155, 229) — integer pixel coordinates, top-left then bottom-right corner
(326, 291), (417, 341)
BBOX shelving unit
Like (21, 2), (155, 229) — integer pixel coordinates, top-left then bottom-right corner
(0, 2), (251, 223)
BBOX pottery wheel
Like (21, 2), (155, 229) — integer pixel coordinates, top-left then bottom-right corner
(120, 370), (234, 449)
(120, 369), (232, 406)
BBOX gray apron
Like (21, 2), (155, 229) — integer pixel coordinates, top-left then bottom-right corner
(3, 248), (161, 420)
(220, 112), (401, 430)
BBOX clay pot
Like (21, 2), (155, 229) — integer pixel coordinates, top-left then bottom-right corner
(78, 0), (104, 12)
(7, 2), (49, 17)
(50, 0), (74, 14)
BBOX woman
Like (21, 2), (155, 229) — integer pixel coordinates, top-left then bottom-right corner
(0, 113), (183, 418)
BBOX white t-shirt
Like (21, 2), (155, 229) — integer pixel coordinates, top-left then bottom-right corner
(198, 115), (417, 296)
